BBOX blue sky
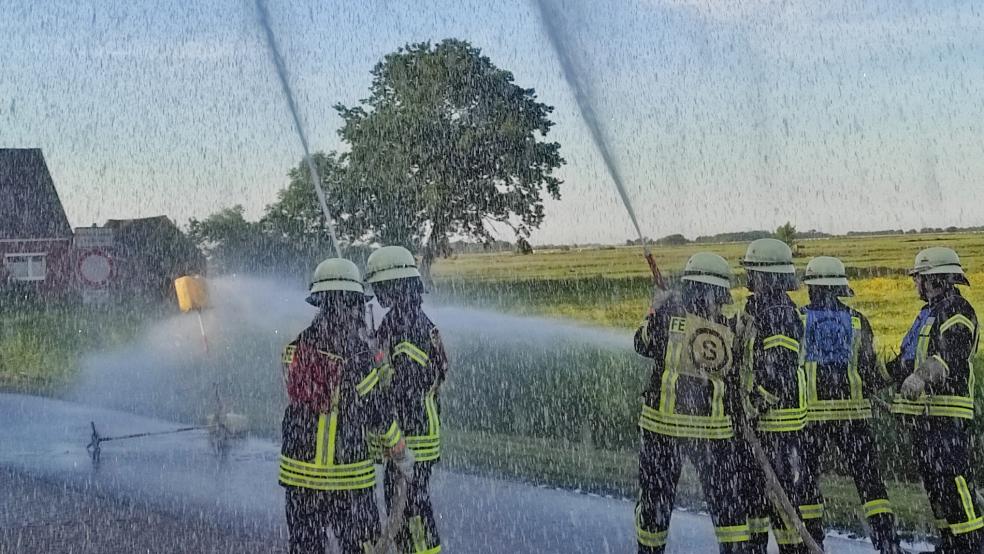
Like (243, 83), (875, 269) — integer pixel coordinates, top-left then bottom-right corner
(2, 0), (983, 244)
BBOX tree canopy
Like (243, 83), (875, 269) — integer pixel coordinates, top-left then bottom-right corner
(333, 38), (564, 276)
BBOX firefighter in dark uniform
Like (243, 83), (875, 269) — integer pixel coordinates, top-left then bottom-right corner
(366, 246), (448, 554)
(634, 252), (752, 553)
(279, 258), (409, 554)
(739, 238), (824, 553)
(799, 256), (904, 554)
(887, 247), (982, 553)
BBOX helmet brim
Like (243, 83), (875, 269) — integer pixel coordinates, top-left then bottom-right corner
(803, 276), (850, 287)
(309, 280), (365, 295)
(682, 274), (732, 290)
(365, 267), (422, 284)
(742, 262), (796, 275)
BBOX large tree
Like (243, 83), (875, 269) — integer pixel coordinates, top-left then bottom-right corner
(334, 38), (564, 278)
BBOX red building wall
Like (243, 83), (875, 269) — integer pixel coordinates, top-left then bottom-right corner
(0, 238), (75, 296)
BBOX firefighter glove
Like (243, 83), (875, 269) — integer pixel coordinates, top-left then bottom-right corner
(900, 374), (926, 400)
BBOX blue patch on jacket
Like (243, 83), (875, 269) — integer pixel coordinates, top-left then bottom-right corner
(900, 307), (932, 361)
(803, 309), (854, 364)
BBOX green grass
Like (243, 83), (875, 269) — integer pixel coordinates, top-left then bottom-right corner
(0, 299), (161, 394)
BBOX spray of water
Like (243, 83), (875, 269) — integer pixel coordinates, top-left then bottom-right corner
(254, 0), (341, 258)
(531, 0), (648, 246)
(70, 276), (641, 440)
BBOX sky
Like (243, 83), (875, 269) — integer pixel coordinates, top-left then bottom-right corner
(1, 0), (983, 245)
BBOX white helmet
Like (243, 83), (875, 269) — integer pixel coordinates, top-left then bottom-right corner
(741, 238), (795, 274)
(365, 246), (422, 284)
(308, 258), (365, 297)
(681, 252), (733, 290)
(803, 256), (853, 296)
(909, 247), (970, 286)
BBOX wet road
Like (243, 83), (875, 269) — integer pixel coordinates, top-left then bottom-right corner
(0, 394), (909, 552)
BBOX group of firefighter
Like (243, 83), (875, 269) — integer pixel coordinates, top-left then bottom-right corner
(635, 239), (981, 554)
(278, 245), (447, 554)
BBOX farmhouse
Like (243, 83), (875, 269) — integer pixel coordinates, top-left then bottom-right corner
(0, 148), (74, 294)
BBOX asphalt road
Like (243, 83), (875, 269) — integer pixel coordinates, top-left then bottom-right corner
(0, 394), (920, 553)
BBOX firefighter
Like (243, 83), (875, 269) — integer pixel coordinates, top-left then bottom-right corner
(799, 256), (904, 554)
(366, 246), (448, 554)
(279, 257), (410, 554)
(739, 238), (824, 553)
(887, 247), (982, 553)
(634, 252), (752, 553)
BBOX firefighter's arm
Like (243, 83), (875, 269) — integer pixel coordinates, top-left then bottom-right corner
(634, 313), (660, 359)
(935, 312), (976, 379)
(356, 355), (404, 459)
(429, 328), (450, 390)
(858, 318), (891, 392)
(388, 339), (432, 432)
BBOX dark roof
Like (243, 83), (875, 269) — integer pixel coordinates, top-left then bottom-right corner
(105, 216), (207, 276)
(0, 149), (73, 239)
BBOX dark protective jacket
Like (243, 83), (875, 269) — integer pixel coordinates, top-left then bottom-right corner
(888, 288), (980, 420)
(279, 315), (401, 491)
(799, 300), (886, 421)
(634, 294), (744, 440)
(742, 292), (808, 433)
(376, 303), (449, 462)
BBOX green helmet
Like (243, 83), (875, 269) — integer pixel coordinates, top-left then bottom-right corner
(909, 247), (970, 286)
(741, 238), (795, 274)
(681, 252), (733, 290)
(365, 246), (421, 284)
(307, 258), (365, 306)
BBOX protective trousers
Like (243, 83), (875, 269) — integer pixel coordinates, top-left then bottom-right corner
(744, 430), (825, 554)
(285, 488), (379, 554)
(636, 431), (751, 553)
(903, 416), (984, 553)
(804, 420), (901, 552)
(385, 460), (441, 554)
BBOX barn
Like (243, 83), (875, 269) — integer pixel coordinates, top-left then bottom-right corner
(0, 149), (74, 296)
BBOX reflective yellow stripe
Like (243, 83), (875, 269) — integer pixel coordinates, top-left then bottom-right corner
(936, 518), (950, 530)
(356, 368), (380, 396)
(954, 476), (980, 534)
(747, 517), (771, 535)
(381, 421), (402, 448)
(278, 455), (376, 490)
(393, 341), (429, 366)
(847, 317), (864, 401)
(756, 385), (780, 406)
(799, 504), (824, 520)
(315, 414), (328, 466)
(805, 360), (818, 404)
(940, 314), (975, 334)
(757, 406), (808, 432)
(639, 405), (734, 439)
(891, 395), (975, 419)
(279, 456), (374, 476)
(808, 398), (872, 421)
(711, 376), (725, 419)
(763, 335), (800, 352)
(714, 524), (751, 543)
(635, 503), (669, 547)
(326, 408), (339, 466)
(863, 499), (893, 518)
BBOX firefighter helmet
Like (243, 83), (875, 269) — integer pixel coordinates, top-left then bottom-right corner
(308, 258), (365, 295)
(909, 247), (970, 286)
(741, 238), (795, 274)
(365, 246), (421, 284)
(803, 256), (853, 296)
(681, 252), (733, 289)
